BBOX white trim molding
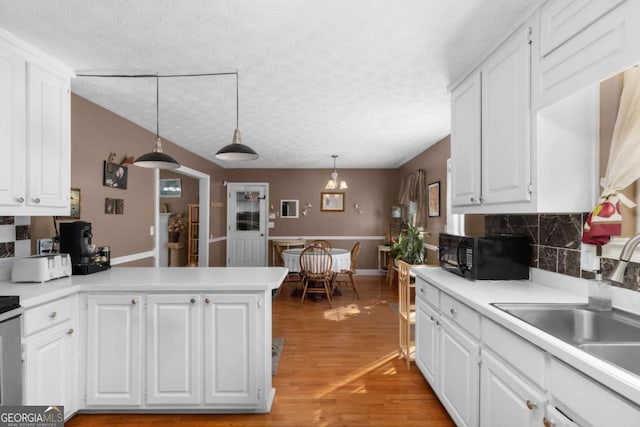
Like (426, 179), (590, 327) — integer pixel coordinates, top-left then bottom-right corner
(111, 251), (155, 266)
(268, 235), (385, 241)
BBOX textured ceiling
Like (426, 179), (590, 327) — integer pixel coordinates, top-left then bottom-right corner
(0, 0), (534, 169)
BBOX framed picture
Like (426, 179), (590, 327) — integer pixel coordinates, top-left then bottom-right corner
(280, 200), (299, 218)
(105, 198), (115, 214)
(103, 161), (128, 189)
(159, 178), (182, 197)
(59, 188), (81, 220)
(115, 199), (124, 215)
(428, 181), (440, 217)
(321, 192), (345, 212)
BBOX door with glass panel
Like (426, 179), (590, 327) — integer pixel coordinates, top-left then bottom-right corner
(226, 183), (269, 266)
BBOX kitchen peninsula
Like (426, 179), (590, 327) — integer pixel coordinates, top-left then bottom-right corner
(1, 267), (287, 420)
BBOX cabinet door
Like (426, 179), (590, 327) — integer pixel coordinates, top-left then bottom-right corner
(86, 295), (143, 406)
(203, 293), (261, 406)
(146, 294), (201, 405)
(0, 41), (25, 207)
(481, 26), (531, 206)
(480, 351), (545, 427)
(439, 318), (480, 427)
(23, 323), (75, 413)
(415, 297), (438, 387)
(26, 62), (70, 209)
(450, 72), (482, 207)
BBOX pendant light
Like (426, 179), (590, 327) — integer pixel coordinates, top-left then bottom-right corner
(325, 155), (348, 190)
(215, 73), (259, 161)
(134, 75), (180, 169)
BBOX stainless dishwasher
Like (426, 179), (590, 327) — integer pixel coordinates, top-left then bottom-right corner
(0, 295), (22, 406)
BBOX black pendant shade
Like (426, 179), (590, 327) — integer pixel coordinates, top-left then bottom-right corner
(215, 129), (259, 161)
(134, 137), (180, 169)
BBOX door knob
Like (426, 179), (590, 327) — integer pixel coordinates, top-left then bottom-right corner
(16, 197), (24, 203)
(33, 198), (40, 204)
(190, 298), (196, 304)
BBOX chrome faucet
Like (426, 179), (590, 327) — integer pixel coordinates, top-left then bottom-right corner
(607, 233), (640, 285)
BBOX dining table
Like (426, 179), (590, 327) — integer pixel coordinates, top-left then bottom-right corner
(281, 247), (351, 273)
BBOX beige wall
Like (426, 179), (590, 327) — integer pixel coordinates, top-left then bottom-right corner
(397, 135), (451, 262)
(224, 168), (400, 270)
(32, 94), (227, 267)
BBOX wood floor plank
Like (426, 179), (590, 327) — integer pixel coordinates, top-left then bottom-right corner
(66, 276), (454, 426)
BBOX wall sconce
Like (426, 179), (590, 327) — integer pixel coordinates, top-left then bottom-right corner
(354, 203), (364, 214)
(301, 203), (312, 216)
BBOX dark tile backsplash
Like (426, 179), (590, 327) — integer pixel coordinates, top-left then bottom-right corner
(485, 213), (640, 292)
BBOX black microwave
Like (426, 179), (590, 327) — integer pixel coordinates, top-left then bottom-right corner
(439, 233), (531, 280)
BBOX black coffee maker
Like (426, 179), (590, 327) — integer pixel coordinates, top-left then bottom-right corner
(59, 221), (110, 275)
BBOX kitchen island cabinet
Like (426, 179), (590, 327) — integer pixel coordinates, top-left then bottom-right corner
(0, 267), (286, 419)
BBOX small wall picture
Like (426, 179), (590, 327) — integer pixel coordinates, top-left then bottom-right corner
(159, 178), (182, 197)
(428, 181), (440, 217)
(59, 188), (81, 220)
(103, 161), (128, 189)
(105, 198), (115, 214)
(321, 192), (345, 212)
(115, 199), (124, 215)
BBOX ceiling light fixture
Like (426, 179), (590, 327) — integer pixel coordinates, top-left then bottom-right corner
(134, 75), (181, 169)
(325, 155), (348, 190)
(215, 73), (259, 161)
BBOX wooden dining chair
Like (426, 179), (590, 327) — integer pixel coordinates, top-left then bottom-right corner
(333, 242), (361, 299)
(275, 244), (303, 297)
(299, 246), (334, 307)
(309, 239), (332, 249)
(398, 260), (415, 369)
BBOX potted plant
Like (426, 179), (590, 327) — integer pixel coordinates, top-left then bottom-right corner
(168, 213), (185, 242)
(390, 223), (425, 265)
(391, 204), (402, 218)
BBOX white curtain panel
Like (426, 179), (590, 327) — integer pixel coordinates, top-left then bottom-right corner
(601, 66), (640, 206)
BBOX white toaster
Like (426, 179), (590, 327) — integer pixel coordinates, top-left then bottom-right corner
(11, 254), (72, 283)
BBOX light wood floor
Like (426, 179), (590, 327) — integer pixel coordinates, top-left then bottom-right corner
(66, 275), (454, 426)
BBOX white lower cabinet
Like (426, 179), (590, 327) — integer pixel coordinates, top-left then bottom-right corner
(415, 278), (480, 427)
(203, 293), (262, 406)
(480, 351), (545, 427)
(22, 295), (78, 419)
(85, 295), (143, 406)
(83, 291), (266, 411)
(146, 294), (201, 405)
(23, 321), (77, 414)
(439, 317), (480, 427)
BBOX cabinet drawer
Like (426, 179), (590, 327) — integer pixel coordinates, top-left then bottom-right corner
(482, 319), (546, 388)
(550, 358), (640, 427)
(416, 279), (439, 308)
(23, 296), (73, 336)
(440, 292), (480, 338)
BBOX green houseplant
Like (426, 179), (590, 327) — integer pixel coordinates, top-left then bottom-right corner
(390, 223), (425, 264)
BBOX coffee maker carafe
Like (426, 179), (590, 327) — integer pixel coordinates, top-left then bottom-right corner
(59, 221), (110, 275)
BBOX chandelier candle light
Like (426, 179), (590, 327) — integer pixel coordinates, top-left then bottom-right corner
(325, 155), (348, 190)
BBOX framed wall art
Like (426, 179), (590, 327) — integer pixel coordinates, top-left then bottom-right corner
(159, 178), (182, 197)
(321, 192), (345, 212)
(103, 161), (128, 189)
(428, 181), (440, 217)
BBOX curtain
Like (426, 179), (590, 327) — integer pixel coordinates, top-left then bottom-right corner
(397, 169), (427, 228)
(583, 67), (640, 245)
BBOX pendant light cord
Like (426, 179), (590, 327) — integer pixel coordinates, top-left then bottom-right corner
(236, 72), (239, 129)
(156, 74), (160, 137)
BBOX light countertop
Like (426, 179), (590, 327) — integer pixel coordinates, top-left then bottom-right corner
(0, 266), (288, 308)
(412, 266), (640, 406)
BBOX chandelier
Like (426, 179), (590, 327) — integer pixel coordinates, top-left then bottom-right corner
(325, 155), (348, 190)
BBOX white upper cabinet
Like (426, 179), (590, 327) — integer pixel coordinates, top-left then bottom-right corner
(481, 27), (532, 206)
(0, 31), (72, 216)
(536, 0), (640, 109)
(450, 72), (482, 207)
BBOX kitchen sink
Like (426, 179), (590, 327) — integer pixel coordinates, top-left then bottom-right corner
(492, 303), (640, 376)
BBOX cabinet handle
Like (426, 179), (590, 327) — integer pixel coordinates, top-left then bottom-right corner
(67, 328), (74, 335)
(525, 400), (536, 410)
(190, 298), (196, 304)
(131, 299), (137, 305)
(16, 197), (24, 203)
(49, 311), (57, 318)
(205, 298), (211, 304)
(33, 198), (40, 204)
(435, 320), (440, 326)
(543, 417), (552, 427)
(430, 315), (434, 322)
(420, 287), (425, 293)
(450, 308), (457, 316)
(470, 197), (476, 202)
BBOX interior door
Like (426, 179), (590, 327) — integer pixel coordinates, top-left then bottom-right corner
(226, 183), (269, 266)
